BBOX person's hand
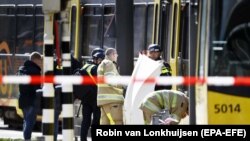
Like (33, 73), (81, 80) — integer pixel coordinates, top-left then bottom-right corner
(159, 117), (179, 125)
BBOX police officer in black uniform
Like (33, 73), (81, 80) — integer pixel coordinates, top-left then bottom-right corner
(147, 44), (172, 90)
(80, 48), (105, 141)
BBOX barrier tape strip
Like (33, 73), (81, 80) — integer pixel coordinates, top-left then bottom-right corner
(0, 75), (250, 86)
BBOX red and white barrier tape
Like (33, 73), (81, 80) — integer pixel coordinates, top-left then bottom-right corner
(0, 75), (250, 86)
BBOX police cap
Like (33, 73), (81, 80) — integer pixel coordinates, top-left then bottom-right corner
(148, 44), (162, 52)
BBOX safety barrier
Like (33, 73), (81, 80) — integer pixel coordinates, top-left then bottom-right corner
(1, 75), (250, 86)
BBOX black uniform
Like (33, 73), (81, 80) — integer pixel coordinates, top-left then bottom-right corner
(80, 61), (101, 141)
(155, 58), (172, 91)
(147, 44), (172, 91)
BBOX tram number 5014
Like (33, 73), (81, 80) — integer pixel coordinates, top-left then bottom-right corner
(214, 104), (241, 113)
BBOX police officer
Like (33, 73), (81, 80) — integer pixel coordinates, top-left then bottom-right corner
(147, 44), (172, 90)
(80, 48), (105, 141)
(97, 48), (124, 125)
(140, 90), (189, 125)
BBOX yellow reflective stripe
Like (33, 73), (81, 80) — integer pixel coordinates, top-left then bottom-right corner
(86, 65), (96, 83)
(86, 65), (95, 74)
(143, 101), (161, 113)
(98, 85), (123, 93)
(161, 69), (168, 74)
(161, 68), (170, 74)
(106, 113), (115, 125)
(97, 84), (116, 89)
(82, 64), (95, 72)
(81, 64), (97, 84)
(97, 94), (124, 101)
(112, 87), (123, 93)
(162, 66), (171, 74)
(97, 84), (109, 87)
(172, 94), (177, 108)
(82, 64), (90, 69)
(155, 93), (163, 108)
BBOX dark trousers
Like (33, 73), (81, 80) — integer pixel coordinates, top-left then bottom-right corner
(81, 102), (100, 141)
(54, 108), (61, 141)
(54, 87), (62, 141)
(22, 106), (37, 140)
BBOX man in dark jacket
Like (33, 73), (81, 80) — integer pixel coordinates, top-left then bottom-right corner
(80, 48), (104, 141)
(18, 51), (42, 140)
(147, 44), (172, 90)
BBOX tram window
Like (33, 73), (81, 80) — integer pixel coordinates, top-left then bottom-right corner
(209, 0), (250, 76)
(80, 2), (157, 58)
(133, 3), (148, 56)
(0, 15), (16, 54)
(103, 5), (115, 50)
(16, 5), (34, 15)
(84, 5), (102, 16)
(226, 23), (250, 75)
(0, 5), (15, 15)
(16, 15), (35, 54)
(161, 1), (171, 61)
(0, 5), (16, 79)
(81, 5), (103, 56)
(171, 3), (177, 59)
(146, 4), (154, 46)
(34, 5), (44, 53)
(104, 5), (115, 15)
(34, 18), (44, 53)
(35, 5), (43, 15)
(0, 6), (7, 14)
(180, 4), (189, 60)
(207, 0), (250, 103)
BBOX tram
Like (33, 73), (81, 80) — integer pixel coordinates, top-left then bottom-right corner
(0, 0), (250, 128)
(154, 0), (250, 124)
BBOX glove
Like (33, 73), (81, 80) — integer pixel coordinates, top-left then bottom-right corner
(159, 117), (179, 125)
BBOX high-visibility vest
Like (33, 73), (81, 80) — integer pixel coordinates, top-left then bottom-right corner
(97, 59), (124, 106)
(81, 63), (96, 83)
(161, 65), (171, 75)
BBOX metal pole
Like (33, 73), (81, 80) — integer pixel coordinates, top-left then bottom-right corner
(61, 0), (74, 140)
(188, 0), (198, 125)
(42, 20), (55, 140)
(42, 0), (60, 140)
(115, 0), (134, 75)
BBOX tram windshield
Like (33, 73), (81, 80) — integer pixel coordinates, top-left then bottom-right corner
(209, 0), (250, 77)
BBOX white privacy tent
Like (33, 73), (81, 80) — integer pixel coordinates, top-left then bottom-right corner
(124, 54), (162, 124)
